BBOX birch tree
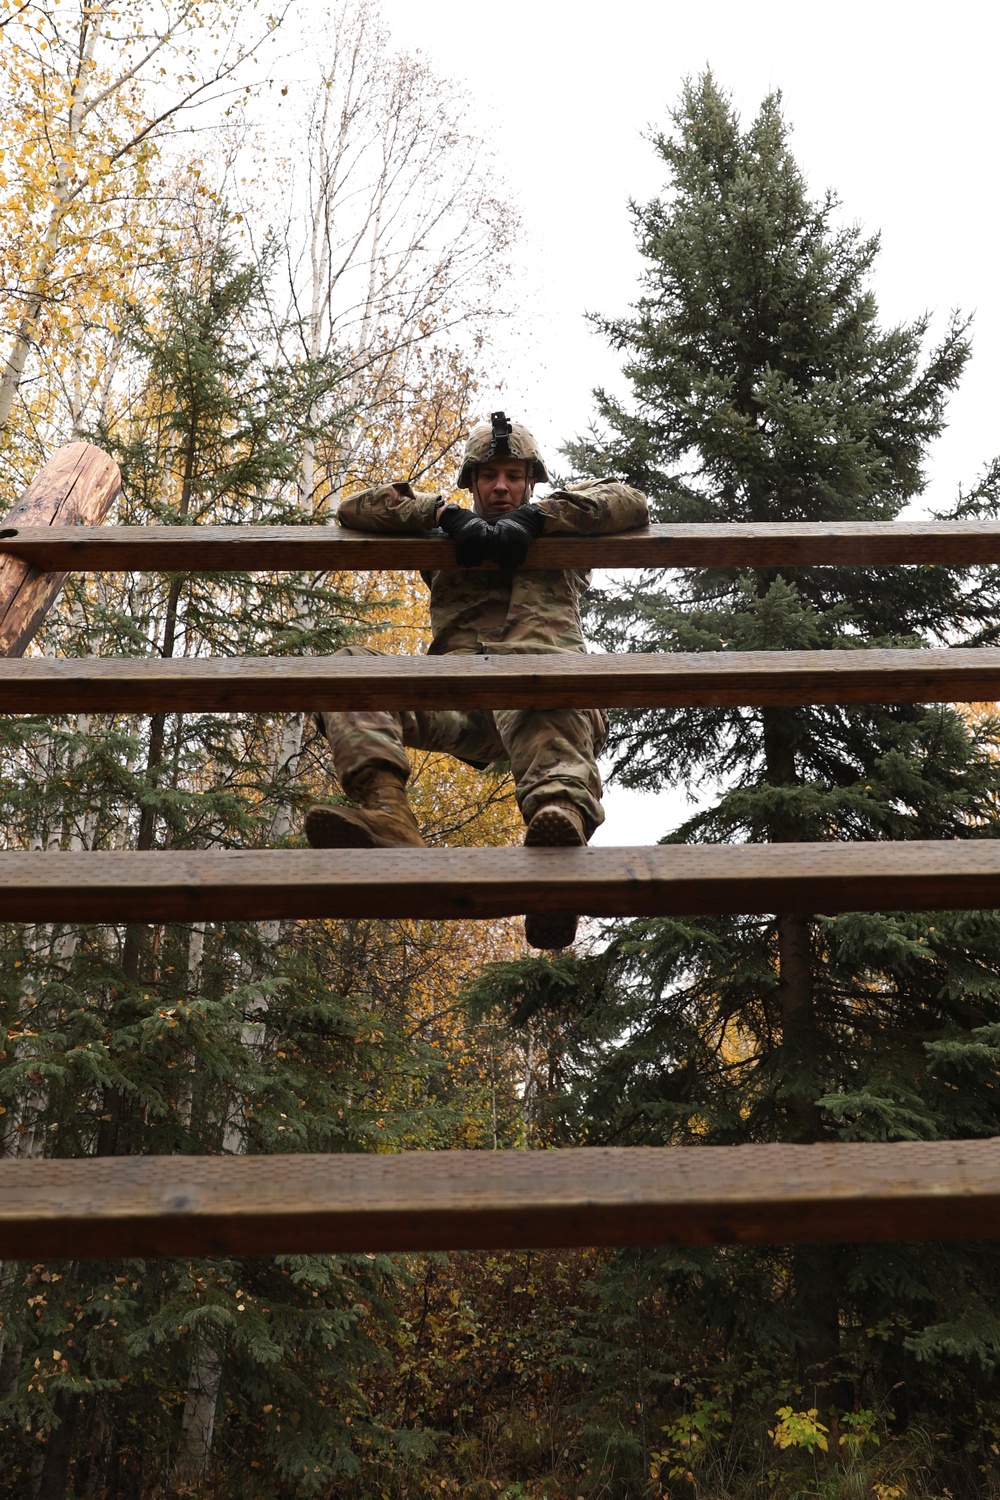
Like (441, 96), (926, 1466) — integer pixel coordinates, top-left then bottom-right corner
(0, 0), (286, 465)
(246, 0), (516, 842)
(276, 0), (513, 511)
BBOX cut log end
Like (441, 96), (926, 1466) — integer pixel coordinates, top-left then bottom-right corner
(0, 443), (121, 657)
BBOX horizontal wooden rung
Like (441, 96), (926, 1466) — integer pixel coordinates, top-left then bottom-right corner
(1, 1139), (997, 1258)
(3, 647), (1000, 712)
(2, 519), (1000, 572)
(0, 842), (999, 921)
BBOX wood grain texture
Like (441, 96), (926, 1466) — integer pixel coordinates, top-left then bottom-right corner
(0, 444), (121, 655)
(1, 1139), (998, 1258)
(2, 647), (1000, 712)
(0, 842), (998, 921)
(1, 519), (999, 573)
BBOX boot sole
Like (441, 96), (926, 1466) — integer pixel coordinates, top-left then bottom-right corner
(304, 806), (381, 850)
(523, 804), (583, 949)
(524, 911), (579, 950)
(523, 805), (585, 849)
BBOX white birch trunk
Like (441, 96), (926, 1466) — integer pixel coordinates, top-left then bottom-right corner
(172, 1345), (223, 1492)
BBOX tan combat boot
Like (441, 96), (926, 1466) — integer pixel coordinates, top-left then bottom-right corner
(522, 801), (585, 951)
(304, 767), (426, 850)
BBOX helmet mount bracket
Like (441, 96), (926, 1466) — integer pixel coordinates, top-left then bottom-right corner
(489, 410), (514, 459)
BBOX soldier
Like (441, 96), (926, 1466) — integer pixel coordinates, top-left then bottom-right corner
(306, 412), (649, 950)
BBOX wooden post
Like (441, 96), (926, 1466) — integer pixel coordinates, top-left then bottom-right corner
(0, 442), (121, 656)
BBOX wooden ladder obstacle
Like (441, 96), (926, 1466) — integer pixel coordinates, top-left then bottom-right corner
(3, 466), (1000, 1259)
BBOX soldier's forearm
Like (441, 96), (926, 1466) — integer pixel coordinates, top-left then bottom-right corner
(535, 480), (649, 535)
(338, 482), (443, 533)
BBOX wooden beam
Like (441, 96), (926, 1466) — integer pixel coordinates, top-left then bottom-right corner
(0, 841), (999, 922)
(1, 647), (999, 712)
(1, 1139), (998, 1258)
(1, 518), (1000, 573)
(0, 444), (121, 654)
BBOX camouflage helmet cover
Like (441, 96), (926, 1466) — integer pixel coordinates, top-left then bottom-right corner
(457, 410), (550, 490)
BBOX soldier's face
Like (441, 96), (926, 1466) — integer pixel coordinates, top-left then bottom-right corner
(474, 459), (533, 517)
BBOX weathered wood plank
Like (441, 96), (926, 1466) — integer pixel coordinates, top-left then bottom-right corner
(1, 647), (999, 712)
(0, 1139), (997, 1258)
(0, 842), (998, 922)
(0, 444), (121, 654)
(1, 519), (1000, 573)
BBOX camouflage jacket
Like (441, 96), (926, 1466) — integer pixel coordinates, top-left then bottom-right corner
(337, 479), (649, 655)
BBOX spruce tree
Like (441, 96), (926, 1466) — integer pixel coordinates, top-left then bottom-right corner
(474, 77), (1000, 1494)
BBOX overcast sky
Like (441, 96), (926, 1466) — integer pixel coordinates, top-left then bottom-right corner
(373, 0), (998, 843)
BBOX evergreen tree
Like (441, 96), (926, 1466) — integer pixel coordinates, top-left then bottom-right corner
(473, 77), (1000, 1496)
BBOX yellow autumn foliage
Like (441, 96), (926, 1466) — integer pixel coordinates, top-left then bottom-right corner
(0, 0), (278, 468)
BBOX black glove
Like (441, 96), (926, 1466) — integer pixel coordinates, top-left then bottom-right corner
(437, 504), (494, 567)
(488, 504), (546, 570)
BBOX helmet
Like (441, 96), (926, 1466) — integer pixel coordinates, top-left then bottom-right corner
(456, 410), (550, 490)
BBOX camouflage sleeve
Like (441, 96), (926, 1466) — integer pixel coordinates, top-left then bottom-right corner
(337, 482), (443, 533)
(533, 478), (649, 535)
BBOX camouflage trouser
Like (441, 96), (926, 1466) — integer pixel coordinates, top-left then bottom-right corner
(318, 646), (607, 838)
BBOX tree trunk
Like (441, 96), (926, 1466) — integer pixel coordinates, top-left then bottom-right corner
(33, 1387), (81, 1500)
(761, 705), (825, 1139)
(0, 7), (98, 434)
(0, 290), (48, 432)
(97, 404), (197, 1155)
(172, 1344), (222, 1493)
(776, 912), (825, 1141)
(762, 705), (843, 1400)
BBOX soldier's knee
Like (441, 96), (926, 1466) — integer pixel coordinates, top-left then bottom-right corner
(588, 709), (609, 756)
